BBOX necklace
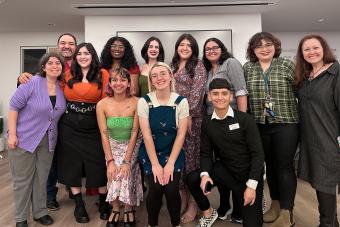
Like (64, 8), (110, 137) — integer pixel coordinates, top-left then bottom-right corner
(310, 64), (325, 79)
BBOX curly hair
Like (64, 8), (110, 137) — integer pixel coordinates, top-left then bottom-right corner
(68, 42), (102, 89)
(202, 37), (233, 72)
(171, 33), (199, 78)
(294, 34), (336, 87)
(106, 67), (132, 97)
(246, 32), (281, 62)
(100, 36), (138, 70)
(141, 36), (165, 63)
(38, 52), (65, 80)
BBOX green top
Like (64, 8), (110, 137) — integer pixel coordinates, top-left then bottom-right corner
(139, 74), (149, 97)
(106, 116), (133, 141)
(243, 57), (299, 124)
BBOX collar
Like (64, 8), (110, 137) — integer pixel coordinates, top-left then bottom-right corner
(211, 106), (234, 120)
(326, 61), (339, 76)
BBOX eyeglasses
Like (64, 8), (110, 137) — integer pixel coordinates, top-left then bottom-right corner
(110, 44), (124, 49)
(255, 43), (274, 50)
(205, 46), (220, 53)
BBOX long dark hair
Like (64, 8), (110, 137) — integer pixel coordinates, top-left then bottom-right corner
(38, 52), (65, 80)
(294, 34), (336, 87)
(202, 37), (233, 72)
(100, 36), (138, 70)
(141, 36), (165, 63)
(68, 42), (102, 89)
(246, 32), (281, 63)
(171, 33), (199, 77)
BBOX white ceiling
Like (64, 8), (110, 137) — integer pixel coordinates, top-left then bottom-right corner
(0, 0), (339, 33)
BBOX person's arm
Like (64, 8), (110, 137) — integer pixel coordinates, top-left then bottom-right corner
(236, 95), (248, 112)
(163, 99), (189, 185)
(17, 72), (33, 87)
(138, 98), (164, 185)
(120, 98), (140, 179)
(129, 65), (141, 96)
(96, 99), (118, 182)
(7, 110), (19, 150)
(100, 69), (110, 98)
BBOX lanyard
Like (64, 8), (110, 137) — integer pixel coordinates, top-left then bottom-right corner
(262, 63), (273, 95)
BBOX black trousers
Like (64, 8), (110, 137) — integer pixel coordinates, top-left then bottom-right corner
(316, 190), (339, 227)
(146, 172), (181, 226)
(217, 184), (242, 218)
(258, 123), (299, 210)
(187, 161), (263, 227)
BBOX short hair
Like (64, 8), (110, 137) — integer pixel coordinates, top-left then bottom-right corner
(246, 32), (281, 62)
(209, 78), (232, 91)
(141, 36), (165, 63)
(149, 62), (176, 92)
(57, 33), (77, 46)
(106, 67), (131, 97)
(38, 52), (65, 80)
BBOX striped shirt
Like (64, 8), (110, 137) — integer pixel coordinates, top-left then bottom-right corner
(243, 57), (299, 124)
(9, 76), (66, 152)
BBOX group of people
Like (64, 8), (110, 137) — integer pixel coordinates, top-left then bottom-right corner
(7, 31), (340, 227)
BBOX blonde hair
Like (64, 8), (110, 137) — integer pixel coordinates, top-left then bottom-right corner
(148, 62), (176, 92)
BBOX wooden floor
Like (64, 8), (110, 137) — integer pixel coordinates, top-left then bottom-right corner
(0, 150), (339, 227)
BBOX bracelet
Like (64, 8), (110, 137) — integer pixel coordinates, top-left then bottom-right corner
(122, 159), (131, 165)
(106, 159), (114, 166)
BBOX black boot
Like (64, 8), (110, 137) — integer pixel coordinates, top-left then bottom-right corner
(73, 193), (89, 223)
(99, 193), (111, 220)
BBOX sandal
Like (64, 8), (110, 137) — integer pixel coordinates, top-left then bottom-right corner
(106, 210), (120, 227)
(123, 210), (136, 227)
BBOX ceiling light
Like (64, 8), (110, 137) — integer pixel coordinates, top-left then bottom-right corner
(48, 23), (56, 27)
(317, 18), (325, 22)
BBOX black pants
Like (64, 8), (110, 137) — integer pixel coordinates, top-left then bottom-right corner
(187, 162), (263, 227)
(146, 172), (181, 226)
(316, 190), (339, 227)
(258, 123), (298, 210)
(217, 185), (242, 218)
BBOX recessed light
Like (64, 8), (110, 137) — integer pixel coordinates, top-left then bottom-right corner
(48, 23), (56, 27)
(318, 18), (325, 22)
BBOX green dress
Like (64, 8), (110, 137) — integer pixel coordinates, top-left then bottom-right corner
(138, 74), (149, 97)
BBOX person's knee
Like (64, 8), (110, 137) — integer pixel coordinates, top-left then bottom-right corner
(186, 170), (201, 190)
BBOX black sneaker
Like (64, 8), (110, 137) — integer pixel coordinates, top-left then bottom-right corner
(47, 199), (60, 211)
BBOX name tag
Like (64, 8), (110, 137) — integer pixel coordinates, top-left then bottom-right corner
(229, 123), (240, 131)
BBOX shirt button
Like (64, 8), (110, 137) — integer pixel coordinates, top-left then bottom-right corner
(49, 118), (52, 121)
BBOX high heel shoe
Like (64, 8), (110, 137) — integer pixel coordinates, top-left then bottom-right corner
(106, 210), (120, 227)
(123, 210), (136, 227)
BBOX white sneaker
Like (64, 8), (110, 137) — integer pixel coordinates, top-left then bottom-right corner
(218, 207), (232, 220)
(197, 208), (218, 227)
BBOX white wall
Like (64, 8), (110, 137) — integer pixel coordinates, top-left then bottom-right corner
(85, 14), (262, 65)
(273, 31), (340, 61)
(0, 32), (84, 132)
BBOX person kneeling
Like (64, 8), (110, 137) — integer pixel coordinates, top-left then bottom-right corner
(187, 78), (265, 227)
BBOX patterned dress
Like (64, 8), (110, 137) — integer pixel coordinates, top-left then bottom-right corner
(105, 117), (143, 206)
(173, 60), (207, 176)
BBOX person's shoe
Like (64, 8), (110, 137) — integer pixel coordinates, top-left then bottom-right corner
(123, 210), (136, 227)
(73, 193), (90, 223)
(230, 217), (243, 225)
(271, 209), (295, 227)
(263, 200), (280, 223)
(47, 199), (60, 211)
(33, 215), (54, 225)
(218, 207), (232, 220)
(197, 208), (218, 227)
(106, 210), (120, 227)
(98, 193), (111, 220)
(16, 220), (28, 227)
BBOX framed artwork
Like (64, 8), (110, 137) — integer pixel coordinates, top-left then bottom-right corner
(20, 46), (57, 74)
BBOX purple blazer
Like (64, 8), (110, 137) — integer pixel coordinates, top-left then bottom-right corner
(9, 75), (66, 152)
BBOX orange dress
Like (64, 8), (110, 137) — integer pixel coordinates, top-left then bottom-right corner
(57, 69), (111, 188)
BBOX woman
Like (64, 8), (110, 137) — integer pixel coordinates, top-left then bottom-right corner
(101, 36), (140, 96)
(202, 37), (248, 222)
(140, 36), (165, 97)
(97, 68), (143, 227)
(244, 32), (299, 226)
(295, 34), (339, 227)
(57, 42), (110, 223)
(138, 62), (189, 227)
(171, 33), (207, 223)
(8, 52), (66, 227)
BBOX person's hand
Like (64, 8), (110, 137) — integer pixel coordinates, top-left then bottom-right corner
(120, 162), (131, 179)
(7, 134), (18, 150)
(200, 175), (214, 195)
(152, 163), (164, 185)
(244, 187), (256, 206)
(107, 162), (119, 182)
(187, 116), (192, 136)
(163, 162), (174, 185)
(18, 72), (33, 84)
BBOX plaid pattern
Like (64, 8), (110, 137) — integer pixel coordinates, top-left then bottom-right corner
(244, 57), (299, 124)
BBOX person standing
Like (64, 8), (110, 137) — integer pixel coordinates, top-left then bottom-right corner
(244, 32), (299, 226)
(8, 52), (66, 227)
(295, 34), (339, 227)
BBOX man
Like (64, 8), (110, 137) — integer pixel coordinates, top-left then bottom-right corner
(187, 78), (264, 227)
(18, 33), (77, 211)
